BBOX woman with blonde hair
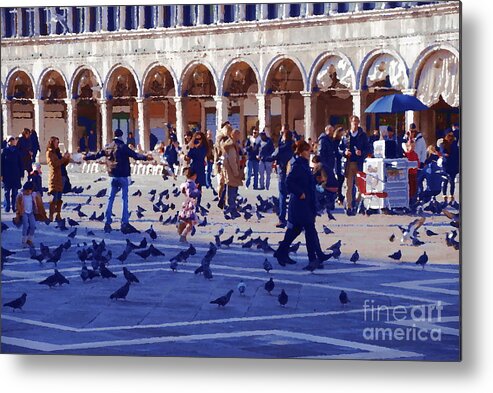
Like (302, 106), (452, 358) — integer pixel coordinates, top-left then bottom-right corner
(46, 136), (71, 221)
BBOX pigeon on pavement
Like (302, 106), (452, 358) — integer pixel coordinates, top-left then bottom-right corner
(3, 293), (27, 312)
(210, 290), (234, 307)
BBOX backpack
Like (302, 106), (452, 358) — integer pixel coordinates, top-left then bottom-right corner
(104, 141), (119, 174)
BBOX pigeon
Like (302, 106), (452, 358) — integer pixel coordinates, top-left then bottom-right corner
(238, 228), (253, 241)
(96, 188), (107, 198)
(242, 239), (253, 248)
(77, 210), (88, 218)
(210, 290), (234, 307)
(203, 266), (213, 280)
(85, 196), (92, 204)
(68, 228), (77, 239)
(330, 248), (341, 259)
(67, 218), (79, 227)
(100, 263), (117, 279)
(350, 250), (359, 264)
(237, 280), (246, 296)
(135, 247), (152, 259)
(170, 260), (178, 272)
(86, 230), (95, 236)
(123, 267), (139, 283)
(214, 235), (222, 248)
(401, 217), (426, 242)
(389, 233), (396, 242)
(132, 190), (142, 197)
(121, 222), (140, 234)
(198, 217), (208, 227)
(39, 271), (60, 288)
(255, 211), (265, 220)
(40, 243), (50, 258)
(53, 269), (70, 285)
(278, 289), (288, 307)
(80, 265), (99, 281)
(323, 225), (334, 235)
(412, 236), (425, 246)
(116, 250), (130, 263)
(47, 247), (63, 265)
(327, 211), (336, 221)
(426, 229), (438, 237)
(415, 251), (428, 269)
(221, 235), (234, 247)
(388, 250), (402, 261)
(3, 293), (27, 312)
(29, 247), (45, 263)
(110, 281), (131, 300)
(145, 225), (157, 240)
(263, 258), (273, 273)
(339, 290), (350, 306)
(264, 278), (275, 295)
(328, 240), (342, 251)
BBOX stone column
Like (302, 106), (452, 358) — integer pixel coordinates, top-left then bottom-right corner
(16, 8), (23, 37)
(237, 4), (246, 21)
(403, 88), (417, 131)
(302, 92), (315, 140)
(350, 90), (363, 121)
(1, 8), (7, 37)
(328, 3), (339, 15)
(196, 5), (204, 25)
(281, 4), (290, 19)
(84, 7), (91, 32)
(99, 99), (110, 147)
(2, 100), (12, 137)
(157, 5), (164, 27)
(136, 98), (149, 151)
(256, 93), (266, 133)
(257, 4), (268, 20)
(380, 3), (390, 10)
(214, 95), (228, 133)
(33, 99), (45, 154)
(64, 98), (76, 153)
(305, 3), (314, 17)
(119, 6), (126, 30)
(173, 97), (184, 143)
(216, 5), (224, 23)
(176, 5), (183, 26)
(64, 7), (73, 34)
(138, 6), (145, 29)
(200, 100), (206, 132)
(101, 7), (108, 31)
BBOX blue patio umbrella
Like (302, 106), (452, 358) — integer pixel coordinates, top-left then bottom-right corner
(365, 93), (429, 113)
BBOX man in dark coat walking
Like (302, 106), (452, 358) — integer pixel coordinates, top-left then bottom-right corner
(83, 129), (152, 233)
(1, 135), (24, 212)
(30, 129), (40, 163)
(17, 128), (33, 176)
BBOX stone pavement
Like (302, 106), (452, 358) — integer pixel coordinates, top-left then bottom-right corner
(1, 168), (460, 360)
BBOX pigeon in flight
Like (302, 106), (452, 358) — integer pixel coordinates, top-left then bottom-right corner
(278, 289), (288, 307)
(210, 290), (234, 307)
(110, 281), (131, 300)
(415, 251), (428, 269)
(3, 293), (27, 312)
(388, 250), (402, 261)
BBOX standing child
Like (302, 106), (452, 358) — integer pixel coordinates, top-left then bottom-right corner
(404, 140), (420, 202)
(28, 163), (48, 222)
(177, 168), (201, 243)
(15, 181), (40, 247)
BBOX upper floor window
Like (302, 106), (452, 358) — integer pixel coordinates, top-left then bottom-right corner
(289, 4), (301, 18)
(224, 5), (235, 23)
(267, 4), (278, 19)
(363, 3), (377, 11)
(313, 3), (325, 15)
(107, 6), (117, 31)
(204, 5), (214, 24)
(245, 4), (257, 21)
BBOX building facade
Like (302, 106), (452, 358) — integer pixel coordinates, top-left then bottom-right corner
(1, 2), (460, 161)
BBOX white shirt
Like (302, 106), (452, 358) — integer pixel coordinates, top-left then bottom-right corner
(414, 133), (427, 164)
(23, 194), (34, 214)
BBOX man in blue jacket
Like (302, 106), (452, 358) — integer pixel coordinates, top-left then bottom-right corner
(88, 129), (97, 152)
(258, 130), (275, 190)
(271, 125), (294, 227)
(83, 129), (152, 233)
(245, 127), (260, 189)
(1, 135), (24, 212)
(317, 125), (336, 172)
(339, 115), (370, 215)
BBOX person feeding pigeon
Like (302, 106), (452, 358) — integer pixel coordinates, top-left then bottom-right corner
(83, 129), (153, 233)
(177, 167), (201, 243)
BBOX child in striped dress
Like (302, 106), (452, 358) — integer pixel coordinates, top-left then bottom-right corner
(177, 168), (201, 243)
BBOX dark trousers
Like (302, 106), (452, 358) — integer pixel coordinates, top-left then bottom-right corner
(205, 161), (213, 189)
(278, 221), (320, 261)
(4, 187), (18, 211)
(442, 172), (458, 197)
(278, 168), (288, 223)
(227, 185), (238, 213)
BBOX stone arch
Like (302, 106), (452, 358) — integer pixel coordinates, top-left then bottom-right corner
(409, 43), (459, 90)
(308, 51), (357, 91)
(103, 63), (141, 98)
(69, 65), (103, 98)
(141, 62), (179, 97)
(37, 67), (69, 99)
(357, 48), (409, 90)
(4, 67), (36, 99)
(262, 54), (308, 93)
(219, 57), (261, 96)
(179, 60), (218, 97)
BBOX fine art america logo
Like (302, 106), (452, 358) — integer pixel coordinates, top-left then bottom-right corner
(362, 300), (443, 342)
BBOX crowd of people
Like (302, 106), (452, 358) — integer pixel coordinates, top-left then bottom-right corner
(1, 116), (459, 260)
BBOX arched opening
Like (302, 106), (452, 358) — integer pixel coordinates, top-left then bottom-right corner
(6, 70), (35, 138)
(72, 68), (102, 151)
(106, 66), (138, 147)
(181, 63), (216, 135)
(39, 70), (68, 151)
(311, 55), (354, 137)
(222, 61), (259, 140)
(264, 58), (304, 143)
(142, 65), (176, 145)
(415, 49), (459, 143)
(361, 53), (408, 136)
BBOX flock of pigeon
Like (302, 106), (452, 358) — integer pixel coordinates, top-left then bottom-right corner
(1, 174), (460, 314)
